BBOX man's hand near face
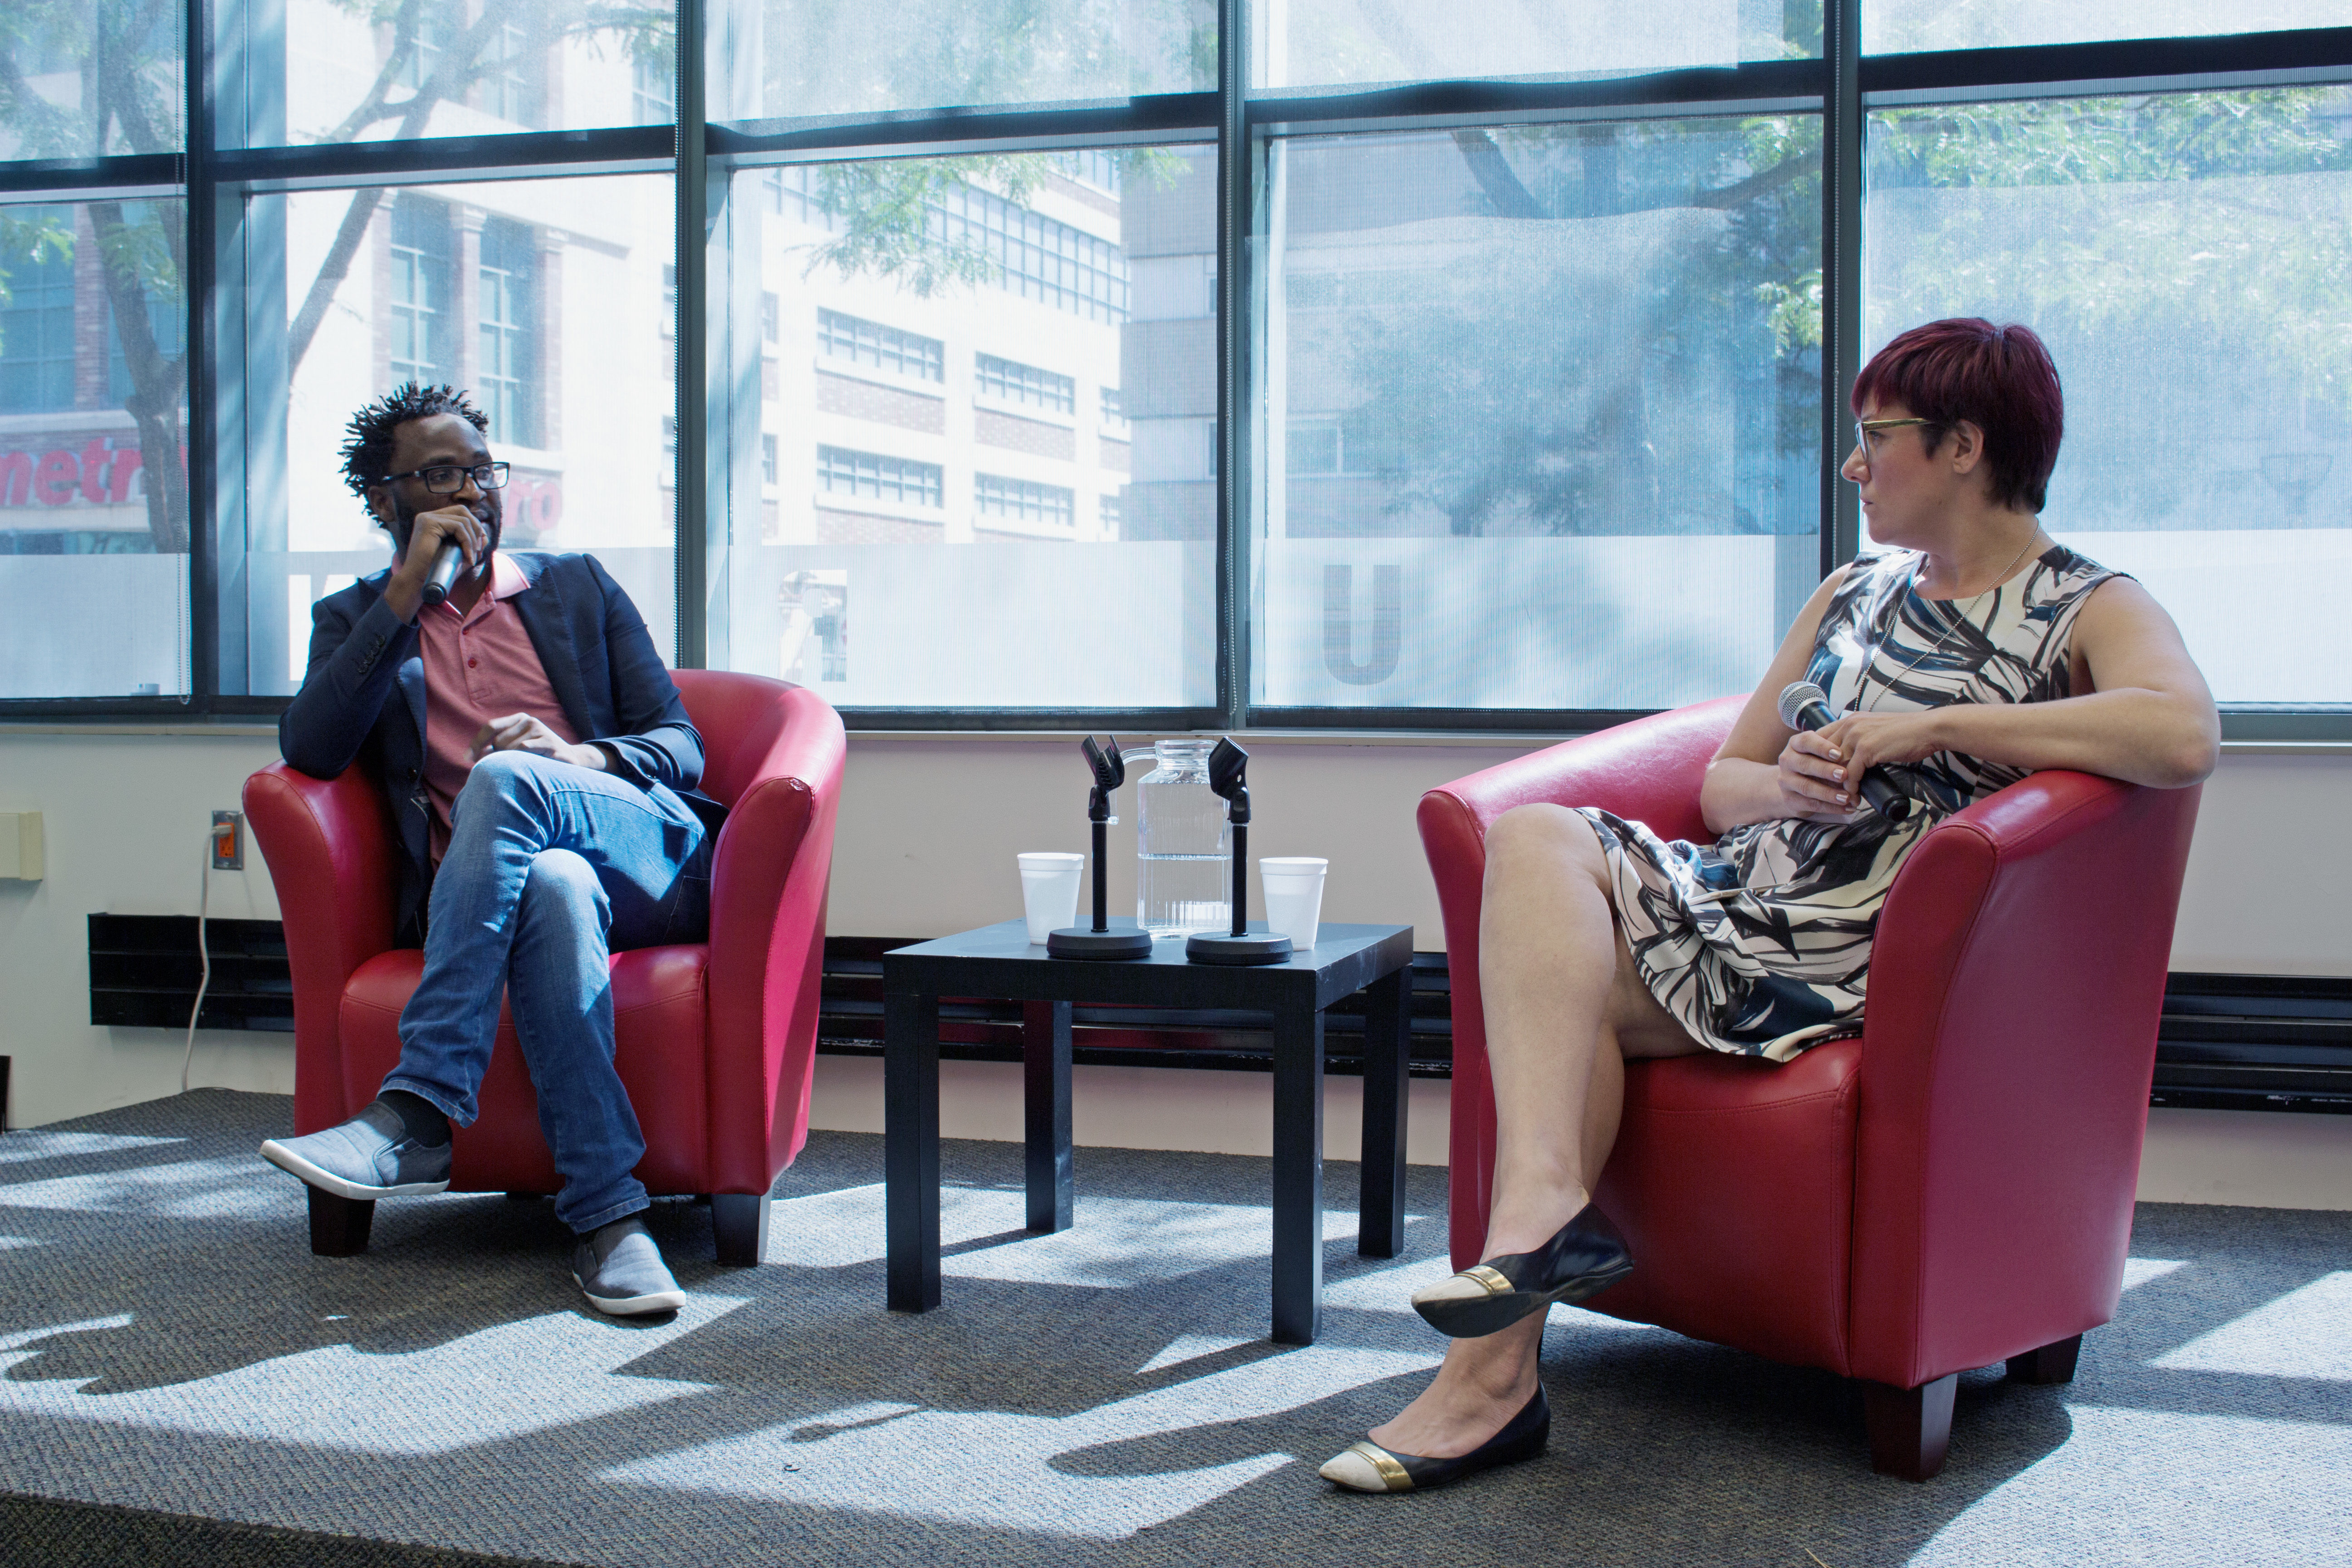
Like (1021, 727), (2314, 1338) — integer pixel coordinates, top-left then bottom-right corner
(470, 713), (611, 773)
(382, 502), (494, 625)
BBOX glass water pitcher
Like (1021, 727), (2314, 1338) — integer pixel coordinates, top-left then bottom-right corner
(1129, 739), (1230, 937)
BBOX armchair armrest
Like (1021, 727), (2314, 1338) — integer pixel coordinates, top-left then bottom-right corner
(1850, 772), (2202, 1387)
(242, 760), (402, 1133)
(694, 680), (847, 1192)
(1419, 697), (1742, 1266)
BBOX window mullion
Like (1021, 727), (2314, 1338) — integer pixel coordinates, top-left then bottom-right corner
(1216, 0), (1249, 729)
(189, 0), (221, 709)
(675, 0), (710, 669)
(1823, 0), (1864, 575)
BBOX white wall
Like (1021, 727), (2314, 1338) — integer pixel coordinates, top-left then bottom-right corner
(2, 726), (2348, 1205)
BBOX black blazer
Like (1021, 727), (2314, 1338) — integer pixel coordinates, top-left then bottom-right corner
(280, 550), (722, 941)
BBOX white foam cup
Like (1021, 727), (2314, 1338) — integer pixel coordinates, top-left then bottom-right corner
(1018, 852), (1087, 944)
(1259, 857), (1329, 951)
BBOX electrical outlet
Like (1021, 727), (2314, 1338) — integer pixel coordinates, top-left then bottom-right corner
(211, 810), (244, 871)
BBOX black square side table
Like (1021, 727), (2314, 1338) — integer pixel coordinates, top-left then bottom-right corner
(882, 920), (1415, 1345)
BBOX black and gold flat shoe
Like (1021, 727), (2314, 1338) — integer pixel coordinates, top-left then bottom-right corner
(1318, 1384), (1550, 1494)
(1409, 1202), (1633, 1339)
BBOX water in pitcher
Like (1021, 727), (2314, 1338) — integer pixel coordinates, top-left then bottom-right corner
(1135, 739), (1230, 936)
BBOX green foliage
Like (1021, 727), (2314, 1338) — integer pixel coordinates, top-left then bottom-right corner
(804, 157), (1045, 297)
(1780, 0), (1824, 59)
(1868, 88), (2352, 443)
(1758, 268), (1823, 354)
(0, 0), (184, 161)
(91, 201), (181, 302)
(802, 148), (1181, 297)
(0, 210), (74, 322)
(1871, 90), (2352, 189)
(1328, 116), (1824, 537)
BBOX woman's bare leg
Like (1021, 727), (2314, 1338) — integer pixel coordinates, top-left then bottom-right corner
(1364, 804), (1698, 1459)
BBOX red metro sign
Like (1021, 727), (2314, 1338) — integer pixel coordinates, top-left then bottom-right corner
(0, 440), (183, 509)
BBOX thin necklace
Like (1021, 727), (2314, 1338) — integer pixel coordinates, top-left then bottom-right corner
(1853, 531), (2044, 713)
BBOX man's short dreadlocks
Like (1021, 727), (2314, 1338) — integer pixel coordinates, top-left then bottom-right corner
(339, 382), (490, 510)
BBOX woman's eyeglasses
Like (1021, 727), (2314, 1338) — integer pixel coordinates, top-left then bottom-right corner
(1853, 418), (1936, 453)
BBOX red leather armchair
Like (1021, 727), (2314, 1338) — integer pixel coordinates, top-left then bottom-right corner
(1420, 697), (2200, 1479)
(244, 670), (845, 1265)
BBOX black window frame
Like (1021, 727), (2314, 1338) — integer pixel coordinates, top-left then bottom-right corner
(2, 4), (2347, 738)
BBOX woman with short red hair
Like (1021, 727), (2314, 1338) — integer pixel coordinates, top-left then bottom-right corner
(1321, 318), (2219, 1494)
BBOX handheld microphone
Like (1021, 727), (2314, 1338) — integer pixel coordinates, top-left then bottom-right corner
(1777, 681), (1914, 823)
(419, 538), (466, 608)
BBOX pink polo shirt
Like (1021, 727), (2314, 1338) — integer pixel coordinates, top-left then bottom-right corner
(417, 552), (580, 865)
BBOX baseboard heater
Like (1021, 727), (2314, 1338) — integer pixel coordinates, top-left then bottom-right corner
(2145, 972), (2352, 1115)
(88, 915), (293, 1033)
(85, 919), (2352, 1112)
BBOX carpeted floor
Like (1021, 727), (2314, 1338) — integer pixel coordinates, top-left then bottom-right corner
(0, 1089), (2345, 1568)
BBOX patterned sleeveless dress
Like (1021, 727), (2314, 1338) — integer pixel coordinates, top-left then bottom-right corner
(1578, 544), (2120, 1061)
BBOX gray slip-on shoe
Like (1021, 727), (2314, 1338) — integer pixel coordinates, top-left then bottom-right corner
(572, 1218), (686, 1317)
(260, 1100), (452, 1200)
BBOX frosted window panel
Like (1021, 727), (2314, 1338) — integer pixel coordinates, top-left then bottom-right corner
(1255, 123), (1822, 711)
(275, 0), (677, 147)
(719, 150), (1214, 708)
(1257, 0), (1809, 93)
(1864, 1), (2352, 54)
(1864, 90), (2352, 705)
(731, 0), (1215, 121)
(246, 174), (675, 697)
(0, 8), (184, 159)
(0, 200), (190, 698)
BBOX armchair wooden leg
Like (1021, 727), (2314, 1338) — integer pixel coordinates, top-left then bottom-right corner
(711, 1192), (769, 1266)
(2007, 1333), (2082, 1385)
(307, 1187), (375, 1257)
(1864, 1372), (1956, 1481)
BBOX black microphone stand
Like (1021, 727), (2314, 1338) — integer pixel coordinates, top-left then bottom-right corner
(1048, 736), (1152, 960)
(1186, 739), (1292, 965)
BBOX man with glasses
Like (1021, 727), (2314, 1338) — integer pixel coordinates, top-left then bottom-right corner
(259, 382), (721, 1318)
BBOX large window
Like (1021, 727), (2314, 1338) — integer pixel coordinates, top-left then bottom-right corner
(976, 354), (1077, 416)
(716, 147), (1215, 710)
(1259, 1), (1817, 90)
(247, 175), (674, 697)
(5, 4), (2349, 730)
(735, 0), (1212, 118)
(1864, 86), (2352, 706)
(0, 200), (190, 697)
(818, 310), (945, 383)
(1255, 119), (1821, 711)
(0, 10), (184, 161)
(280, 0), (669, 144)
(1862, 1), (2351, 53)
(0, 207), (76, 412)
(389, 196), (453, 386)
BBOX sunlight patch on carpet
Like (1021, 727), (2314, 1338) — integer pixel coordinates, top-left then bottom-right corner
(2122, 1257), (2188, 1291)
(0, 1156), (294, 1221)
(0, 1133), (186, 1166)
(601, 1342), (1440, 1538)
(943, 1196), (1364, 1289)
(1137, 1333), (1254, 1373)
(1909, 1408), (2352, 1567)
(0, 1298), (747, 1453)
(2153, 1271), (2352, 1381)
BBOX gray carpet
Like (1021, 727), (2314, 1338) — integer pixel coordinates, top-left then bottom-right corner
(0, 1090), (2345, 1567)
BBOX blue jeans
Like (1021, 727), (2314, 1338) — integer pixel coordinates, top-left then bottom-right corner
(383, 750), (710, 1233)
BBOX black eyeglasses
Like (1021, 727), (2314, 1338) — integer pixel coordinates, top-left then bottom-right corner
(380, 462), (510, 494)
